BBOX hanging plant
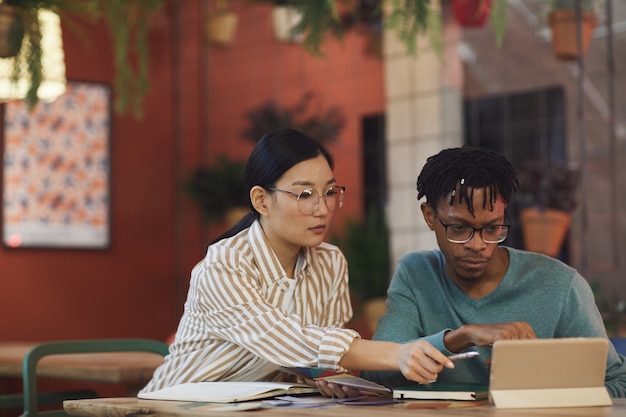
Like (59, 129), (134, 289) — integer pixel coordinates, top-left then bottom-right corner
(548, 0), (599, 60)
(86, 0), (164, 117)
(253, 0), (344, 55)
(252, 0), (508, 56)
(1, 1), (55, 108)
(0, 0), (163, 117)
(206, 0), (238, 46)
(452, 0), (494, 28)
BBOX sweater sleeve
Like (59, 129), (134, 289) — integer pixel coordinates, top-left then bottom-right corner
(561, 273), (626, 397)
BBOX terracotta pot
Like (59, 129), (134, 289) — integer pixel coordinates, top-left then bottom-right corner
(519, 207), (571, 258)
(549, 9), (596, 61)
(452, 0), (494, 28)
(206, 11), (238, 46)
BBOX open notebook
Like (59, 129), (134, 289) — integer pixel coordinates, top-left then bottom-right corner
(489, 337), (612, 409)
(138, 381), (318, 403)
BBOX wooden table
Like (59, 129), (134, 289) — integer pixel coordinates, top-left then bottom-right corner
(64, 397), (626, 417)
(0, 342), (165, 394)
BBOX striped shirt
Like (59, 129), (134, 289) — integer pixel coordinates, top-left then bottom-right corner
(141, 220), (359, 392)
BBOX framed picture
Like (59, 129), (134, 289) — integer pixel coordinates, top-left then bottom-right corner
(2, 81), (111, 249)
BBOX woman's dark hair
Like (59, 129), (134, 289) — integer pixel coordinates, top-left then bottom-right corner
(416, 146), (518, 215)
(211, 127), (334, 243)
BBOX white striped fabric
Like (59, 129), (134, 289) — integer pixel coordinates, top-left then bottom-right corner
(141, 220), (359, 393)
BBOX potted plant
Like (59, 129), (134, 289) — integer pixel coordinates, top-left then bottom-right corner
(333, 208), (390, 337)
(548, 0), (598, 60)
(452, 0), (494, 28)
(0, 0), (163, 116)
(248, 0), (510, 56)
(250, 0), (442, 56)
(184, 154), (249, 225)
(0, 0), (64, 107)
(206, 0), (238, 46)
(516, 159), (580, 258)
(252, 0), (343, 53)
(271, 1), (304, 43)
(240, 91), (345, 145)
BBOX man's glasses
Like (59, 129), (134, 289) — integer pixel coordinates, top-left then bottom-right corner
(269, 186), (346, 215)
(434, 211), (510, 244)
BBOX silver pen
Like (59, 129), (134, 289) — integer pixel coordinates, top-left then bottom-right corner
(448, 351), (479, 362)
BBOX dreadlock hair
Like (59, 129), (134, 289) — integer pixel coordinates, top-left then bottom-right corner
(416, 146), (519, 215)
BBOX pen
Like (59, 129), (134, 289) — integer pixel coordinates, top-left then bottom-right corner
(448, 351), (479, 362)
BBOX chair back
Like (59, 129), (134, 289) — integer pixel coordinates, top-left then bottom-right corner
(21, 338), (169, 417)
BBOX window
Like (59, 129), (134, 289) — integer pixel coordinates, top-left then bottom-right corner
(463, 86), (567, 254)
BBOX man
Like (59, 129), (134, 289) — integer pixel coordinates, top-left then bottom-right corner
(362, 146), (626, 397)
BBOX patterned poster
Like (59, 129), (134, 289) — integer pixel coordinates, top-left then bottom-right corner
(2, 82), (110, 248)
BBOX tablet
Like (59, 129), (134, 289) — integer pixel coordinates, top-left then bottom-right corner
(489, 337), (612, 409)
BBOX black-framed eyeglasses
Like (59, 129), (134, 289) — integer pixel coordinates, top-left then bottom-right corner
(434, 211), (511, 244)
(269, 185), (346, 215)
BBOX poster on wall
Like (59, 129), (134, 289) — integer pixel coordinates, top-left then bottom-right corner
(2, 81), (111, 249)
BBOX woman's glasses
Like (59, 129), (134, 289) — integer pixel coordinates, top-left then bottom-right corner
(269, 186), (346, 215)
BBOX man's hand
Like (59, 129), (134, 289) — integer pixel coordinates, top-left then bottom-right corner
(444, 322), (537, 353)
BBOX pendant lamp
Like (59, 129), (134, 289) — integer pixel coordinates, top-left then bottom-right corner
(0, 8), (66, 105)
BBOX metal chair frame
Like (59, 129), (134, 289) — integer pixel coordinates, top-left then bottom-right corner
(17, 338), (168, 417)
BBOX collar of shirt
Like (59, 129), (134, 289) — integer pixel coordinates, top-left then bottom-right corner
(248, 220), (310, 290)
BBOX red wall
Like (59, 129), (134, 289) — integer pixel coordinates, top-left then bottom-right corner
(0, 0), (383, 344)
(0, 4), (183, 343)
(203, 1), (384, 238)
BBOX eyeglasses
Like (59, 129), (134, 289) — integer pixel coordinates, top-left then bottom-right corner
(434, 211), (511, 244)
(269, 186), (346, 215)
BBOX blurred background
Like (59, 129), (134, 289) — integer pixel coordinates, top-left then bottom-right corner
(0, 0), (624, 350)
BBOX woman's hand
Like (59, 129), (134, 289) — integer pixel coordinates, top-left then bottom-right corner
(339, 338), (453, 384)
(315, 379), (360, 398)
(397, 340), (454, 384)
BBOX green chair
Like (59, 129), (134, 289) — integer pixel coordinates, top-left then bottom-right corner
(0, 390), (96, 411)
(18, 338), (169, 417)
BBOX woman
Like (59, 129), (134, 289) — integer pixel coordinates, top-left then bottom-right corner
(141, 128), (453, 397)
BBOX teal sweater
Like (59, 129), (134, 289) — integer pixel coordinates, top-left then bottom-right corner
(363, 247), (626, 397)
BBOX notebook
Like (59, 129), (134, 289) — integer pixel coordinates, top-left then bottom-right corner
(489, 337), (613, 409)
(392, 381), (489, 401)
(137, 381), (318, 403)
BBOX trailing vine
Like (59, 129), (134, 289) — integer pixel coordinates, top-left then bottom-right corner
(3, 0), (163, 117)
(255, 0), (507, 57)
